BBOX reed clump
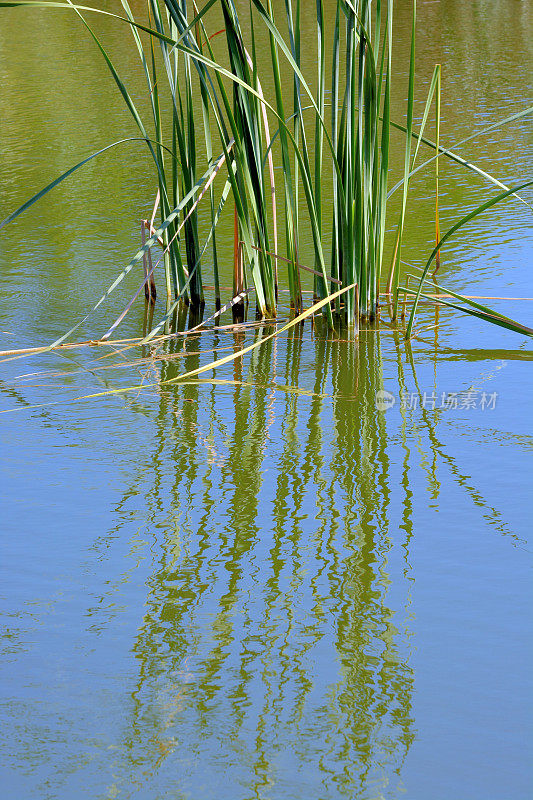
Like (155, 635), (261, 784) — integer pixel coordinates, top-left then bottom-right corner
(1, 0), (531, 342)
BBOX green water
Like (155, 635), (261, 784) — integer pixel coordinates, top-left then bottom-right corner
(1, 2), (532, 798)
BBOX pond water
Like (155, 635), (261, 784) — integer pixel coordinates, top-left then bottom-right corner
(1, 1), (532, 798)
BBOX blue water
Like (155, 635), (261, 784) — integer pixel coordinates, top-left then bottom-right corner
(1, 0), (532, 797)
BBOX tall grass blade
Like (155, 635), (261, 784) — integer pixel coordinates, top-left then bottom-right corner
(406, 180), (533, 338)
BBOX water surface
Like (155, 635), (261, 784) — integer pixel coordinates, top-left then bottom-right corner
(1, 1), (532, 798)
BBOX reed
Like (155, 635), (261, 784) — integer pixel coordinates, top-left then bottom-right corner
(1, 0), (531, 341)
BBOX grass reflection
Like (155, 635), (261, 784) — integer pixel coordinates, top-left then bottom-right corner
(1, 313), (525, 798)
(104, 327), (416, 799)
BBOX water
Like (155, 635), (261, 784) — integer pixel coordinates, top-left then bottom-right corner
(1, 1), (532, 798)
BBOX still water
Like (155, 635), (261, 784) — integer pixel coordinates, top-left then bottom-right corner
(1, 1), (532, 798)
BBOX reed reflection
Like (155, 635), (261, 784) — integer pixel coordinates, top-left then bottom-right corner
(105, 323), (416, 799)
